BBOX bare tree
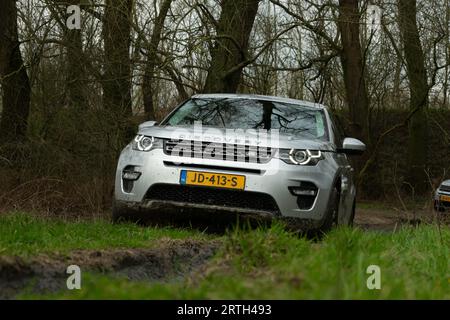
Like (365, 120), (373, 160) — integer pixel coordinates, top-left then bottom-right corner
(64, 1), (88, 110)
(443, 0), (450, 108)
(338, 0), (370, 142)
(142, 0), (174, 120)
(203, 0), (261, 93)
(102, 0), (133, 118)
(45, 0), (90, 110)
(398, 0), (429, 191)
(0, 0), (31, 142)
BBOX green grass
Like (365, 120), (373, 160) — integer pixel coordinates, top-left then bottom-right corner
(0, 212), (208, 256)
(12, 216), (449, 299)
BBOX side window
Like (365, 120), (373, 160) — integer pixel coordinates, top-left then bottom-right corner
(328, 111), (345, 146)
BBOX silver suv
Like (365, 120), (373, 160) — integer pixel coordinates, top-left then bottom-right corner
(113, 94), (366, 232)
(434, 180), (450, 212)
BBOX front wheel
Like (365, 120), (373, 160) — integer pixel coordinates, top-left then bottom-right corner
(434, 200), (445, 212)
(348, 199), (356, 227)
(317, 187), (340, 234)
(112, 199), (135, 223)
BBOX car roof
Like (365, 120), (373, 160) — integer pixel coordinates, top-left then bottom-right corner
(191, 93), (327, 110)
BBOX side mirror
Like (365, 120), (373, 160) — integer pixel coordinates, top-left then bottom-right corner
(138, 121), (158, 130)
(338, 137), (366, 155)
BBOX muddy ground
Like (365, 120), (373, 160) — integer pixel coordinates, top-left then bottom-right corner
(0, 207), (447, 299)
(0, 239), (220, 299)
(355, 205), (447, 231)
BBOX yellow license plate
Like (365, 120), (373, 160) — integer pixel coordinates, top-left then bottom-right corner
(440, 195), (450, 202)
(180, 170), (245, 190)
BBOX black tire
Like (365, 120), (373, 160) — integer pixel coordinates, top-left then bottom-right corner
(317, 187), (340, 234)
(112, 199), (133, 224)
(348, 199), (356, 227)
(111, 199), (122, 223)
(434, 201), (445, 212)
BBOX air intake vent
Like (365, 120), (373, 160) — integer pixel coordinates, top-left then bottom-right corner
(146, 184), (280, 214)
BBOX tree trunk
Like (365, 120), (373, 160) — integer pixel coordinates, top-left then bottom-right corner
(398, 0), (429, 192)
(443, 0), (450, 109)
(203, 0), (260, 93)
(393, 55), (402, 108)
(102, 0), (133, 118)
(142, 0), (173, 120)
(337, 0), (378, 195)
(337, 0), (370, 143)
(61, 0), (88, 111)
(65, 25), (87, 110)
(0, 0), (31, 143)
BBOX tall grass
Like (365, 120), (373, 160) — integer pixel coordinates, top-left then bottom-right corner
(0, 213), (208, 256)
(16, 219), (450, 299)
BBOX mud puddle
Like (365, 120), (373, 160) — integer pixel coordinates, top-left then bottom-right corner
(0, 239), (220, 299)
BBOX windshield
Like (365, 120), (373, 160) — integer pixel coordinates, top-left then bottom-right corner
(163, 98), (329, 141)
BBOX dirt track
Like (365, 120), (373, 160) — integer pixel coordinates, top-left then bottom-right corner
(354, 206), (446, 231)
(0, 239), (220, 299)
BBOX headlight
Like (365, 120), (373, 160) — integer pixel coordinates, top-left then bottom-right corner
(279, 149), (324, 165)
(132, 135), (162, 152)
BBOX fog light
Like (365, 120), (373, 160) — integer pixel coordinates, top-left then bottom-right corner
(290, 187), (317, 196)
(122, 171), (141, 181)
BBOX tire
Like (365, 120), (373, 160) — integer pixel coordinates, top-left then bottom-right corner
(112, 199), (132, 224)
(434, 200), (445, 212)
(317, 186), (340, 234)
(348, 199), (356, 227)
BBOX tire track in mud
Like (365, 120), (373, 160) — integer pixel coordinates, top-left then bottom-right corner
(0, 239), (221, 299)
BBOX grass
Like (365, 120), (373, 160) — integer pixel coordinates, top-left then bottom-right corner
(7, 214), (448, 299)
(0, 212), (208, 256)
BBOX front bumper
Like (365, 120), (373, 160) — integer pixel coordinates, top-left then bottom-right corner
(114, 145), (339, 225)
(434, 191), (450, 211)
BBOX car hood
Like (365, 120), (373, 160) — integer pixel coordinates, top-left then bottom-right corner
(441, 180), (450, 187)
(138, 125), (335, 151)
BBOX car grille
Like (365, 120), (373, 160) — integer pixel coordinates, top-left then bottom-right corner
(145, 184), (280, 214)
(439, 185), (450, 193)
(163, 139), (273, 164)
